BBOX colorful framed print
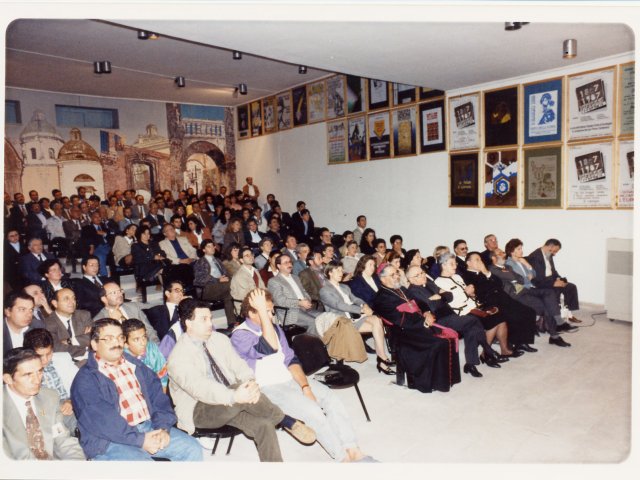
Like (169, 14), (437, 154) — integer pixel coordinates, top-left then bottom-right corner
(276, 91), (292, 131)
(368, 79), (390, 111)
(393, 83), (417, 106)
(484, 86), (518, 148)
(568, 67), (616, 141)
(619, 62), (634, 137)
(327, 119), (347, 164)
(250, 101), (263, 137)
(419, 99), (446, 153)
(448, 93), (480, 151)
(450, 152), (479, 207)
(346, 75), (367, 114)
(368, 110), (391, 159)
(523, 146), (562, 208)
(292, 85), (308, 127)
(326, 75), (346, 119)
(419, 87), (445, 100)
(262, 96), (278, 134)
(347, 115), (367, 162)
(237, 104), (249, 139)
(524, 78), (563, 144)
(567, 142), (614, 208)
(617, 140), (634, 208)
(484, 150), (518, 207)
(391, 106), (417, 157)
(307, 80), (326, 123)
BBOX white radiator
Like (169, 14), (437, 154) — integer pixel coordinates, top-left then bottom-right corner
(604, 238), (633, 322)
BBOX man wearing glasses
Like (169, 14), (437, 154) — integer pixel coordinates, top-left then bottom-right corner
(70, 319), (202, 461)
(453, 239), (469, 274)
(93, 282), (159, 344)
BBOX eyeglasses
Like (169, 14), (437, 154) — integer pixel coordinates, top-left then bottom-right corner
(98, 335), (125, 343)
(105, 289), (124, 296)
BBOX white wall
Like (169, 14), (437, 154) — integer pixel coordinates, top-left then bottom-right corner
(236, 53), (635, 305)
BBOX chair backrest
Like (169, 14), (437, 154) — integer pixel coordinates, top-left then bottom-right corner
(290, 334), (331, 375)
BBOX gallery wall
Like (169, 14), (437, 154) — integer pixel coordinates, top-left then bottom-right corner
(235, 52), (635, 305)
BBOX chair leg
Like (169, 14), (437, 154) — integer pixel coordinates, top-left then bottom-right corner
(211, 435), (221, 455)
(353, 384), (371, 422)
(226, 436), (235, 455)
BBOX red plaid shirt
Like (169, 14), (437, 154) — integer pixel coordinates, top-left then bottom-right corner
(97, 354), (151, 426)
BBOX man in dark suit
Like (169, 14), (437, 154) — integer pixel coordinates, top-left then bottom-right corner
(18, 237), (55, 286)
(189, 202), (213, 230)
(44, 288), (93, 360)
(243, 218), (264, 252)
(62, 207), (83, 273)
(25, 190), (40, 212)
(453, 239), (469, 274)
(4, 229), (26, 290)
(213, 185), (227, 208)
(26, 202), (50, 240)
(81, 212), (113, 277)
(144, 201), (166, 239)
(3, 291), (39, 355)
(291, 208), (315, 244)
(526, 238), (581, 322)
(9, 192), (29, 235)
(130, 194), (149, 221)
(71, 256), (111, 317)
(480, 233), (499, 268)
(144, 281), (185, 340)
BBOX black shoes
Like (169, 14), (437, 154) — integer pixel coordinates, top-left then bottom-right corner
(464, 364), (483, 377)
(516, 344), (538, 353)
(480, 353), (501, 368)
(549, 336), (571, 347)
(505, 350), (525, 358)
(376, 356), (396, 375)
(557, 322), (579, 333)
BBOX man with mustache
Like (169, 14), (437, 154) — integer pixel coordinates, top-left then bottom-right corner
(70, 318), (202, 461)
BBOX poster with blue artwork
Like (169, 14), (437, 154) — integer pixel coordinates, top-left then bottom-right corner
(524, 78), (563, 144)
(484, 150), (518, 207)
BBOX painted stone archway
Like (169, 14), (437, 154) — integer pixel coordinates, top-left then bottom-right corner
(180, 140), (230, 193)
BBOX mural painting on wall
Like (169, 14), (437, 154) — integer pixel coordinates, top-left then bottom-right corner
(4, 101), (236, 201)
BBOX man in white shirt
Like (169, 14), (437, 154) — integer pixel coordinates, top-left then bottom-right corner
(2, 347), (85, 460)
(44, 288), (93, 360)
(3, 292), (38, 355)
(145, 281), (186, 340)
(45, 203), (67, 255)
(352, 215), (367, 245)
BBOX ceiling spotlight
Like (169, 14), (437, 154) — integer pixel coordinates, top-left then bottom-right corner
(101, 61), (112, 74)
(138, 30), (159, 40)
(233, 51), (242, 60)
(563, 39), (577, 59)
(175, 76), (186, 88)
(298, 65), (307, 74)
(93, 61), (102, 74)
(239, 83), (248, 95)
(504, 22), (522, 31)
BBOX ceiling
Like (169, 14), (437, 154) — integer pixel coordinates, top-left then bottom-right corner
(5, 18), (634, 107)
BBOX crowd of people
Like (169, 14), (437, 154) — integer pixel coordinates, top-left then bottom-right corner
(3, 176), (582, 461)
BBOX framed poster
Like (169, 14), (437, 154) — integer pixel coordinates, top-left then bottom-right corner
(250, 100), (263, 137)
(619, 62), (635, 137)
(327, 119), (347, 164)
(262, 96), (278, 134)
(523, 146), (562, 208)
(567, 142), (613, 208)
(419, 99), (446, 153)
(346, 75), (366, 114)
(484, 150), (518, 208)
(292, 85), (308, 127)
(391, 106), (417, 157)
(419, 87), (445, 100)
(393, 83), (417, 106)
(524, 78), (563, 144)
(237, 104), (249, 139)
(484, 86), (518, 148)
(368, 110), (391, 159)
(368, 79), (390, 110)
(348, 115), (367, 162)
(276, 91), (292, 131)
(307, 80), (326, 123)
(448, 93), (480, 151)
(326, 75), (346, 119)
(450, 152), (479, 207)
(617, 140), (634, 208)
(568, 67), (616, 141)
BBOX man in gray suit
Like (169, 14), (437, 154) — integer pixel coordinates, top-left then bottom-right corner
(44, 288), (93, 361)
(267, 255), (321, 335)
(3, 348), (85, 460)
(92, 281), (160, 344)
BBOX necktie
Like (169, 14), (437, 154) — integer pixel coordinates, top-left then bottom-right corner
(139, 206), (144, 217)
(171, 239), (189, 259)
(93, 276), (101, 286)
(253, 270), (260, 287)
(33, 308), (43, 324)
(38, 254), (45, 262)
(202, 342), (230, 386)
(66, 319), (73, 339)
(25, 401), (50, 460)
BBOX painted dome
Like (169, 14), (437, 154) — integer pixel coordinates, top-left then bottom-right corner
(58, 128), (100, 161)
(19, 110), (63, 141)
